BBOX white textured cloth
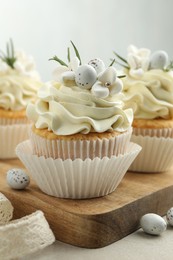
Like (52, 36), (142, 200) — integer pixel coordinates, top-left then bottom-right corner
(0, 210), (55, 260)
(0, 192), (13, 224)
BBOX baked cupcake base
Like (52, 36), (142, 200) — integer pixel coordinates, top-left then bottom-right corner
(0, 108), (29, 125)
(29, 126), (132, 160)
(16, 140), (141, 199)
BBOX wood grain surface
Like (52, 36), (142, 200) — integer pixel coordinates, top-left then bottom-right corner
(1, 159), (173, 248)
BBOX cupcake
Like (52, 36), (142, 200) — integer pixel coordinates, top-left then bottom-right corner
(0, 39), (41, 158)
(113, 45), (173, 172)
(16, 42), (141, 199)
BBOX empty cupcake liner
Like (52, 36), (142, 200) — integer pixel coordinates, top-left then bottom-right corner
(129, 134), (173, 172)
(16, 140), (141, 199)
(29, 127), (132, 160)
(0, 124), (31, 159)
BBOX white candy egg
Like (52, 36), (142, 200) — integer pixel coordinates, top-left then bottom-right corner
(62, 71), (76, 86)
(166, 207), (173, 226)
(75, 65), (97, 89)
(6, 168), (30, 190)
(140, 213), (167, 235)
(149, 50), (168, 70)
(88, 58), (105, 74)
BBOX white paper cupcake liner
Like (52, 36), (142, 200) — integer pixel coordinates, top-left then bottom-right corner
(16, 140), (141, 199)
(29, 127), (132, 160)
(133, 127), (173, 138)
(0, 124), (31, 159)
(0, 117), (29, 125)
(129, 134), (173, 172)
(0, 210), (55, 260)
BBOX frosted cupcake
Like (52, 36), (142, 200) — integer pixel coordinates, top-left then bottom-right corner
(16, 42), (141, 199)
(113, 45), (173, 172)
(0, 39), (41, 158)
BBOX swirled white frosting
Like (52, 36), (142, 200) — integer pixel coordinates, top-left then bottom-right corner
(122, 69), (173, 119)
(26, 81), (133, 135)
(0, 71), (41, 111)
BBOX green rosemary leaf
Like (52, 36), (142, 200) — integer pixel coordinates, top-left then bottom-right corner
(118, 74), (126, 78)
(109, 59), (115, 67)
(6, 42), (10, 57)
(0, 39), (16, 69)
(164, 60), (173, 71)
(67, 47), (70, 62)
(49, 55), (68, 67)
(114, 59), (130, 69)
(10, 38), (15, 58)
(113, 51), (128, 64)
(70, 41), (82, 65)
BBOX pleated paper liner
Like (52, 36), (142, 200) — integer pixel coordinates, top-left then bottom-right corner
(129, 135), (173, 173)
(29, 127), (132, 160)
(0, 117), (29, 125)
(16, 140), (141, 199)
(0, 124), (31, 159)
(133, 127), (173, 138)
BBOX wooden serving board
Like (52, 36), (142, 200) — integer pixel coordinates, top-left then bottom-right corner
(1, 159), (173, 249)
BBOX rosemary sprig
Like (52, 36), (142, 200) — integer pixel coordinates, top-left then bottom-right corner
(113, 51), (128, 64)
(109, 59), (115, 67)
(114, 59), (130, 69)
(0, 39), (16, 69)
(113, 51), (130, 69)
(118, 74), (126, 78)
(49, 41), (82, 67)
(67, 47), (70, 62)
(49, 55), (68, 67)
(164, 60), (173, 72)
(70, 41), (82, 65)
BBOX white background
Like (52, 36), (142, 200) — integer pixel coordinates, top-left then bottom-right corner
(0, 0), (173, 81)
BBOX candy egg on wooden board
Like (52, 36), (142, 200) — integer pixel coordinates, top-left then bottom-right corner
(166, 207), (173, 226)
(6, 168), (30, 190)
(149, 50), (168, 70)
(140, 213), (167, 235)
(88, 58), (105, 74)
(75, 65), (97, 89)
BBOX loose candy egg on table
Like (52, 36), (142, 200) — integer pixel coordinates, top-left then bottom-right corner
(6, 168), (30, 190)
(75, 65), (97, 89)
(140, 213), (167, 235)
(166, 207), (173, 226)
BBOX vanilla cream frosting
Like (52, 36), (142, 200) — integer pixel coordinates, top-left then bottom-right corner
(0, 71), (41, 111)
(122, 69), (173, 119)
(26, 81), (133, 135)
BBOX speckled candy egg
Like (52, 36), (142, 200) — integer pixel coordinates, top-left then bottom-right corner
(140, 213), (167, 235)
(75, 64), (97, 89)
(6, 168), (30, 190)
(149, 50), (168, 70)
(166, 207), (173, 226)
(88, 58), (105, 74)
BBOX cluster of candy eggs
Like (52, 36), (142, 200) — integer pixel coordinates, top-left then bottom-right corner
(140, 208), (173, 236)
(62, 58), (121, 96)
